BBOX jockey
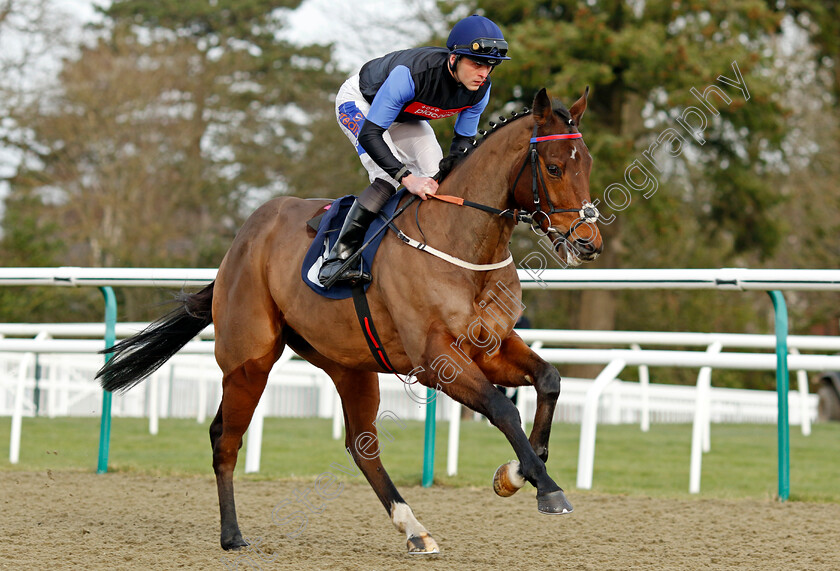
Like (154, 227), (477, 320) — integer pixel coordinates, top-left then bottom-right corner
(318, 14), (510, 286)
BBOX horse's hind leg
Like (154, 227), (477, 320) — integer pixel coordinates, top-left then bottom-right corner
(210, 350), (279, 549)
(320, 362), (439, 554)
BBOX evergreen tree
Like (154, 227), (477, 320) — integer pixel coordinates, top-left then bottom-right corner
(449, 1), (791, 334)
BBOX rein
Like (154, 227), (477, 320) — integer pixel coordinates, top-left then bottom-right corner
(429, 193), (531, 225)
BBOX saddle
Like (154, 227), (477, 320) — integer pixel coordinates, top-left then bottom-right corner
(301, 192), (409, 372)
(301, 190), (408, 300)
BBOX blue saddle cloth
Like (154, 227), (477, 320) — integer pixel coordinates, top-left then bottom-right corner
(302, 190), (407, 300)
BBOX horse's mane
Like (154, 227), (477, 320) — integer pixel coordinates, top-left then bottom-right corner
(436, 100), (572, 183)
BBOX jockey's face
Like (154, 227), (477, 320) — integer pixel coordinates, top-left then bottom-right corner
(449, 55), (493, 91)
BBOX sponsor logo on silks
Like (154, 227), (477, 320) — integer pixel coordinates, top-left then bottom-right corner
(338, 101), (367, 155)
(404, 102), (469, 120)
(339, 102), (365, 137)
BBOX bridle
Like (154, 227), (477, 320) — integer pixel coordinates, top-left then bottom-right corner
(510, 124), (600, 241)
(385, 119), (601, 273)
(430, 121), (600, 243)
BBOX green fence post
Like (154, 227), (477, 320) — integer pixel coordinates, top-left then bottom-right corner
(97, 286), (117, 474)
(421, 388), (437, 487)
(768, 290), (790, 501)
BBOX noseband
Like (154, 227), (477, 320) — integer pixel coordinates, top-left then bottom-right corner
(511, 124), (600, 241)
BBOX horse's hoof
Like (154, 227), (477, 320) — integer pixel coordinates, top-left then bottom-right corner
(406, 533), (440, 554)
(493, 460), (526, 497)
(221, 534), (249, 551)
(537, 489), (573, 515)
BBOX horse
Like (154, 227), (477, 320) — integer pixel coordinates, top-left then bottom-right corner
(97, 87), (603, 554)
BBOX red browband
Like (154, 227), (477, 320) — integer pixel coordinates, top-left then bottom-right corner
(530, 134), (583, 143)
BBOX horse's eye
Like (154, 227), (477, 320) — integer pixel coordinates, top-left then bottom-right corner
(547, 164), (562, 177)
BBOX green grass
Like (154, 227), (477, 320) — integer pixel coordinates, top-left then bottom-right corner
(1, 416), (838, 502)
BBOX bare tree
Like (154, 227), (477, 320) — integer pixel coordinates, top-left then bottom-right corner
(0, 0), (76, 202)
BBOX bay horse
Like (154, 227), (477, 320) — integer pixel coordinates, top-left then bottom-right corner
(97, 88), (603, 554)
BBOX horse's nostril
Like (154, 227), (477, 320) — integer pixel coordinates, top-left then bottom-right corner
(575, 240), (601, 256)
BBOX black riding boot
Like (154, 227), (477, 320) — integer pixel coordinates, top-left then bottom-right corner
(318, 199), (379, 287)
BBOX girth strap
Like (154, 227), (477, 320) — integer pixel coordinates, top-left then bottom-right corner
(351, 283), (397, 373)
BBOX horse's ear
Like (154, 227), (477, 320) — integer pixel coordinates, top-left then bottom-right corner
(532, 88), (552, 126)
(569, 86), (590, 127)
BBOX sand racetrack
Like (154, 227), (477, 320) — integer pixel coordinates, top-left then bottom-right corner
(1, 471), (838, 570)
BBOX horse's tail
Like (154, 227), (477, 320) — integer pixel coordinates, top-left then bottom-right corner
(96, 282), (215, 393)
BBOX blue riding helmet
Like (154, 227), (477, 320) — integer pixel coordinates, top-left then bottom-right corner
(447, 14), (511, 66)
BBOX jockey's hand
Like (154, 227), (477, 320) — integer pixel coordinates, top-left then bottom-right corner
(402, 174), (438, 200)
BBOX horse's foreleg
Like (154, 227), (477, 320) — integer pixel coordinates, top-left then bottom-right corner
(480, 334), (562, 463)
(479, 335), (562, 499)
(210, 358), (273, 550)
(422, 334), (572, 515)
(330, 368), (439, 554)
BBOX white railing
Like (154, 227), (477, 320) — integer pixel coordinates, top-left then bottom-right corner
(4, 266), (840, 291)
(4, 266), (840, 498)
(0, 322), (214, 339)
(3, 324), (837, 494)
(0, 267), (217, 287)
(1, 334), (821, 421)
(518, 268), (840, 291)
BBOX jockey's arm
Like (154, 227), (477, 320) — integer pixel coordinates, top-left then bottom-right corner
(449, 133), (474, 156)
(358, 66), (439, 199)
(358, 121), (438, 199)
